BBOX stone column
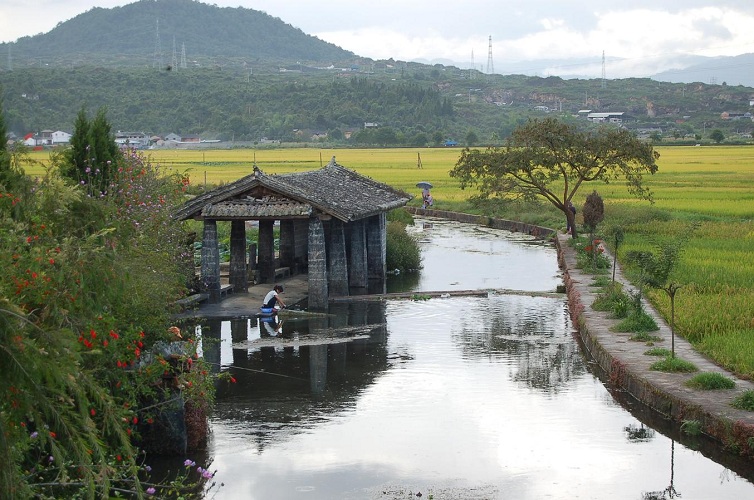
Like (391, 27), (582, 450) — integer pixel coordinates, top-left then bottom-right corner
(307, 216), (328, 311)
(366, 212), (387, 282)
(348, 219), (368, 289)
(328, 219), (349, 296)
(258, 220), (275, 284)
(229, 220), (248, 293)
(279, 220), (295, 272)
(200, 219), (221, 303)
(248, 243), (257, 281)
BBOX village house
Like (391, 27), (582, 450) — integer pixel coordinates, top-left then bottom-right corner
(115, 131), (150, 149)
(586, 112), (625, 124)
(51, 130), (72, 144)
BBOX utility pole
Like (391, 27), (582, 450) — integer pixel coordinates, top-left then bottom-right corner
(171, 36), (178, 70)
(601, 50), (606, 89)
(180, 42), (187, 69)
(152, 19), (163, 69)
(486, 36), (494, 75)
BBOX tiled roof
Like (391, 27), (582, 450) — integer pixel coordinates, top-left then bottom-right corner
(174, 157), (411, 222)
(201, 196), (312, 219)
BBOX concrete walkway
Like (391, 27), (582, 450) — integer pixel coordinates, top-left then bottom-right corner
(558, 232), (754, 455)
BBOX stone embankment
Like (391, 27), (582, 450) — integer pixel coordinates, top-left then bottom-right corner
(557, 232), (754, 456)
(411, 206), (754, 455)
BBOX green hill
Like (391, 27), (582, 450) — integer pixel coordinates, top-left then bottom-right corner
(2, 0), (355, 69)
(0, 0), (752, 145)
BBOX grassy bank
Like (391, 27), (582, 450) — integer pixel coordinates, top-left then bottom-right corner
(21, 145), (754, 376)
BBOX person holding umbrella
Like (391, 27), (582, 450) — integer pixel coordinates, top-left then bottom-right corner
(417, 181), (433, 208)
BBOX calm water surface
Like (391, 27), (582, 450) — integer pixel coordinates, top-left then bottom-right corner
(188, 218), (754, 499)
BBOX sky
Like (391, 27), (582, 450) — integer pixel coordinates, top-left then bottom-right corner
(2, 0), (754, 79)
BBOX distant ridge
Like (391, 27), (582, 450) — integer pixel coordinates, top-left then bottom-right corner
(1, 0), (355, 68)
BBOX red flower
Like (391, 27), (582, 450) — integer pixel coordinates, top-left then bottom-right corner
(90, 409), (96, 416)
(49, 431), (56, 439)
(230, 376), (237, 384)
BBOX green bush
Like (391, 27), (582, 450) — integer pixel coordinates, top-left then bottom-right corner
(645, 347), (672, 357)
(386, 220), (422, 273)
(685, 372), (735, 390)
(387, 208), (415, 226)
(614, 311), (659, 333)
(650, 356), (698, 373)
(732, 390), (754, 411)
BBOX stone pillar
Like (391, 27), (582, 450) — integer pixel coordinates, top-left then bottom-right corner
(248, 243), (257, 281)
(366, 212), (387, 282)
(229, 220), (248, 293)
(307, 216), (328, 311)
(258, 220), (275, 284)
(348, 219), (368, 289)
(328, 219), (349, 296)
(294, 220), (308, 271)
(200, 219), (221, 303)
(279, 220), (295, 271)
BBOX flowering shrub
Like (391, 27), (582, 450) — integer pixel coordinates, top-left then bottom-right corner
(0, 147), (213, 498)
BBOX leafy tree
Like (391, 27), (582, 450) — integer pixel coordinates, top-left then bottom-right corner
(582, 190), (604, 234)
(710, 129), (725, 144)
(465, 129), (479, 146)
(59, 107), (122, 196)
(450, 118), (659, 239)
(432, 131), (444, 147)
(625, 227), (696, 357)
(582, 190), (605, 265)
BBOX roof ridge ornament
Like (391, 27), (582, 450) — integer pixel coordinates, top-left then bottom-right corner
(253, 164), (260, 175)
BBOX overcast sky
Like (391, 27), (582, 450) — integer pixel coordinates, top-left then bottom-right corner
(2, 0), (754, 78)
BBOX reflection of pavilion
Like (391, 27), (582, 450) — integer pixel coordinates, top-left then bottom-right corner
(197, 302), (390, 451)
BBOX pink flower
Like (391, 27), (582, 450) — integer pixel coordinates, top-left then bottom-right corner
(146, 487), (156, 495)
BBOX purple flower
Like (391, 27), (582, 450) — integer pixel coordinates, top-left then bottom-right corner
(184, 459), (196, 467)
(145, 465), (152, 472)
(146, 487), (156, 495)
(30, 431), (38, 439)
(202, 469), (214, 479)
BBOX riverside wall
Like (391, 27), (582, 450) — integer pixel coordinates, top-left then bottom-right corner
(407, 206), (754, 457)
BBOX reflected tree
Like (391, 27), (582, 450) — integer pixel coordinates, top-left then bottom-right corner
(642, 440), (680, 499)
(624, 422), (656, 442)
(452, 297), (587, 393)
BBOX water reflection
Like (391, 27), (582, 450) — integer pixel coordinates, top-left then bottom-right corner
(189, 218), (754, 499)
(451, 295), (586, 393)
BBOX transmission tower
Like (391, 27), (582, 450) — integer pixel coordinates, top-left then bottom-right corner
(470, 49), (475, 79)
(152, 19), (163, 69)
(180, 42), (187, 69)
(486, 36), (494, 74)
(601, 50), (606, 89)
(171, 36), (178, 70)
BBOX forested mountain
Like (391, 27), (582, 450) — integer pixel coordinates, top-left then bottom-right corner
(0, 0), (753, 145)
(1, 0), (354, 69)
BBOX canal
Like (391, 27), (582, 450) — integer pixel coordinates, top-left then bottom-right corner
(188, 217), (754, 499)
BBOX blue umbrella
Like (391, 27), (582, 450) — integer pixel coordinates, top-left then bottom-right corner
(416, 181), (433, 189)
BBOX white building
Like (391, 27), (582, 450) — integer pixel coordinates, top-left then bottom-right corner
(51, 130), (72, 144)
